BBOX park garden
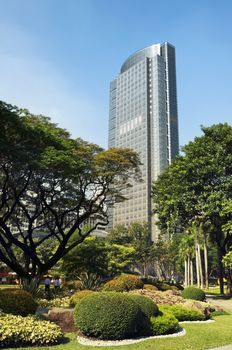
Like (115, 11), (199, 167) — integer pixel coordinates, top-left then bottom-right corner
(0, 101), (232, 349)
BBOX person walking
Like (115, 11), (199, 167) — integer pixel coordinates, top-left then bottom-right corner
(44, 276), (51, 292)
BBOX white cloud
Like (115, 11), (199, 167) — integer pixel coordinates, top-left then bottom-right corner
(0, 21), (108, 148)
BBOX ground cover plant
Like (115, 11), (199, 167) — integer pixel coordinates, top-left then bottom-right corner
(0, 313), (63, 347)
(159, 304), (206, 321)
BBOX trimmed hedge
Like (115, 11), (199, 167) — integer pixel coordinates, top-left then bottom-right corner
(0, 313), (63, 347)
(74, 292), (144, 340)
(150, 312), (179, 335)
(159, 304), (205, 321)
(182, 287), (206, 301)
(0, 289), (38, 316)
(69, 290), (95, 307)
(103, 274), (143, 292)
(128, 294), (159, 317)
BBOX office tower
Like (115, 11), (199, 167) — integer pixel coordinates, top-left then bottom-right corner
(108, 42), (179, 240)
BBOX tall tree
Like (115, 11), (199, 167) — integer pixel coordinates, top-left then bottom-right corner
(0, 101), (141, 292)
(153, 124), (232, 293)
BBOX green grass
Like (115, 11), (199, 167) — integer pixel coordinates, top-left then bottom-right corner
(204, 286), (221, 295)
(4, 315), (232, 350)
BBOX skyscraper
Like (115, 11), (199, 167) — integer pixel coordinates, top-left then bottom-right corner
(108, 42), (179, 240)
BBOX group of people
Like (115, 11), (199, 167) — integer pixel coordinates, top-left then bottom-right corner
(44, 276), (60, 291)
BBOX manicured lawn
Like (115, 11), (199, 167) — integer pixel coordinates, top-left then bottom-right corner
(204, 286), (222, 295)
(5, 314), (232, 350)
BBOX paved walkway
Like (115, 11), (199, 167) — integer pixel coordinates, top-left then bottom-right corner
(207, 345), (232, 350)
(206, 296), (232, 313)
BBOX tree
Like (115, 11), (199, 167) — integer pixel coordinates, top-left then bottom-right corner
(60, 235), (136, 278)
(0, 101), (141, 292)
(107, 222), (154, 276)
(153, 124), (232, 294)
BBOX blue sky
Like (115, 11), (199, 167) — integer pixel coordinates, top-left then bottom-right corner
(0, 0), (232, 149)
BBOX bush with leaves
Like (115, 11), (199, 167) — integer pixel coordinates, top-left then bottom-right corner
(62, 280), (81, 291)
(37, 296), (70, 308)
(128, 294), (159, 317)
(69, 290), (95, 307)
(103, 274), (143, 292)
(0, 313), (63, 347)
(159, 304), (205, 321)
(77, 272), (101, 290)
(74, 292), (145, 340)
(150, 312), (179, 335)
(182, 286), (205, 301)
(143, 284), (159, 291)
(0, 289), (38, 316)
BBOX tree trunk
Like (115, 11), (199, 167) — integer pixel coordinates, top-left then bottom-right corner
(203, 234), (209, 289)
(190, 257), (194, 285)
(217, 247), (224, 294)
(195, 245), (200, 287)
(227, 269), (232, 296)
(187, 254), (190, 286)
(21, 276), (41, 295)
(197, 243), (204, 289)
(184, 259), (188, 287)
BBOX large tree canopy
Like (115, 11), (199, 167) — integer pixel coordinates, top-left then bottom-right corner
(0, 101), (141, 291)
(153, 123), (232, 293)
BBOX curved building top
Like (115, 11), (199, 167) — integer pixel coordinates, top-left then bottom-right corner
(120, 43), (161, 73)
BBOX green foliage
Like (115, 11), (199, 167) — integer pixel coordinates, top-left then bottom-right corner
(106, 222), (155, 275)
(37, 297), (70, 308)
(69, 290), (95, 307)
(0, 101), (141, 292)
(60, 236), (136, 279)
(182, 287), (206, 301)
(77, 272), (101, 290)
(223, 250), (232, 268)
(60, 237), (109, 278)
(150, 312), (179, 336)
(62, 280), (81, 291)
(153, 123), (232, 292)
(155, 282), (179, 292)
(74, 292), (144, 340)
(0, 288), (38, 316)
(143, 284), (159, 291)
(128, 295), (159, 317)
(0, 313), (63, 347)
(159, 304), (205, 321)
(103, 274), (143, 292)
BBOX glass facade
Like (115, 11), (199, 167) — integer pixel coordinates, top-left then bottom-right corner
(108, 42), (179, 240)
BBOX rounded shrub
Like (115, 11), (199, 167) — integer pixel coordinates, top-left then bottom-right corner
(62, 280), (81, 291)
(103, 274), (143, 292)
(74, 292), (144, 340)
(182, 286), (205, 301)
(0, 288), (38, 316)
(143, 284), (158, 291)
(155, 282), (179, 292)
(159, 304), (205, 321)
(150, 312), (179, 335)
(128, 294), (159, 317)
(0, 313), (63, 347)
(69, 290), (95, 307)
